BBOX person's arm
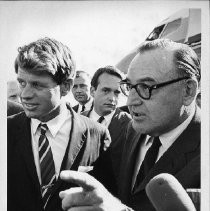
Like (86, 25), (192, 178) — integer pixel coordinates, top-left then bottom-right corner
(59, 170), (134, 211)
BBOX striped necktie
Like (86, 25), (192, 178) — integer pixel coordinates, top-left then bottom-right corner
(133, 137), (161, 191)
(38, 124), (56, 209)
(97, 116), (105, 123)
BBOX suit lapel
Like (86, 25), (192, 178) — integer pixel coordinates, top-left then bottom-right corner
(133, 108), (200, 193)
(108, 109), (119, 139)
(118, 122), (143, 200)
(50, 105), (87, 196)
(62, 107), (87, 170)
(16, 114), (41, 191)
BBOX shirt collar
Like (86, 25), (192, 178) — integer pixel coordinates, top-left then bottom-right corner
(103, 110), (115, 123)
(159, 108), (195, 149)
(145, 107), (195, 149)
(91, 108), (115, 124)
(31, 102), (70, 137)
(78, 98), (93, 110)
(91, 109), (101, 120)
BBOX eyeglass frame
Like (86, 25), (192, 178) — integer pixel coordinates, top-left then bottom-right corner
(120, 76), (191, 100)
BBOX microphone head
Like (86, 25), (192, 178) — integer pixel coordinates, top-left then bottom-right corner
(146, 173), (196, 211)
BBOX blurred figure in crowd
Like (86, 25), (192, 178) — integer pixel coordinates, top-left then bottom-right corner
(72, 70), (93, 113)
(7, 80), (20, 103)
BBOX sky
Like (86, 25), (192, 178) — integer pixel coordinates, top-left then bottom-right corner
(0, 0), (207, 81)
(0, 1), (210, 210)
(0, 0), (208, 106)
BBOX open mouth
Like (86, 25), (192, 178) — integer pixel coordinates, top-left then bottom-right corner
(105, 104), (115, 107)
(23, 103), (38, 110)
(132, 111), (145, 117)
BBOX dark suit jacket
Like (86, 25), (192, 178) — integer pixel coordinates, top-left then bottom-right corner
(7, 100), (24, 116)
(82, 108), (131, 143)
(93, 107), (201, 211)
(7, 104), (111, 211)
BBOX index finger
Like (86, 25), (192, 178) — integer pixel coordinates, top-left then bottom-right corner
(60, 170), (103, 191)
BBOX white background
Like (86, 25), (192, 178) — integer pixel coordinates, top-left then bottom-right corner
(0, 1), (209, 210)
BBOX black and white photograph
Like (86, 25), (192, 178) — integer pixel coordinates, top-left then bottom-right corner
(1, 0), (209, 211)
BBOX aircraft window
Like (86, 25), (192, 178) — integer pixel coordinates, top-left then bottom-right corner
(160, 19), (181, 37)
(146, 25), (165, 41)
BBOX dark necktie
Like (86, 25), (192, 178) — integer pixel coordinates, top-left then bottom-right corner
(133, 137), (161, 191)
(38, 124), (56, 209)
(97, 116), (105, 123)
(81, 105), (85, 113)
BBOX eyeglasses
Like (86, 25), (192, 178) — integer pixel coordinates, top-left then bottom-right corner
(120, 77), (191, 100)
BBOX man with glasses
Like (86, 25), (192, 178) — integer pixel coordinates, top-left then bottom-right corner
(59, 39), (201, 211)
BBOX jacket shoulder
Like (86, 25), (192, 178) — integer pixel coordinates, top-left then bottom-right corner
(7, 112), (26, 125)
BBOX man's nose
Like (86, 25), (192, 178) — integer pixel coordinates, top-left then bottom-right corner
(108, 92), (117, 101)
(126, 88), (143, 106)
(21, 84), (34, 99)
(76, 87), (83, 92)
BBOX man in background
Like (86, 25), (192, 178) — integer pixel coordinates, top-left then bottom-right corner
(7, 80), (23, 116)
(72, 70), (93, 113)
(7, 37), (111, 211)
(59, 39), (201, 211)
(82, 65), (131, 143)
(7, 80), (21, 103)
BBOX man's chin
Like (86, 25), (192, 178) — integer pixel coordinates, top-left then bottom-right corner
(132, 120), (146, 133)
(103, 108), (115, 115)
(24, 110), (39, 120)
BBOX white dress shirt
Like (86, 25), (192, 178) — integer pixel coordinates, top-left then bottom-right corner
(77, 98), (93, 113)
(31, 103), (71, 184)
(132, 109), (195, 187)
(89, 108), (115, 127)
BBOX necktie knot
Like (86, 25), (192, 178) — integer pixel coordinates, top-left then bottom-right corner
(81, 105), (85, 113)
(39, 124), (48, 136)
(97, 116), (105, 123)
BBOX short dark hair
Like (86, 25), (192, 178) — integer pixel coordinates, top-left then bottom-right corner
(75, 70), (91, 80)
(14, 37), (76, 84)
(91, 65), (124, 89)
(137, 39), (200, 82)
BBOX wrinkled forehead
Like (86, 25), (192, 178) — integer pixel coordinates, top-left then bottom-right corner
(127, 49), (176, 83)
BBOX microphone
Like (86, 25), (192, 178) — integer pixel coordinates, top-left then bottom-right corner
(145, 173), (196, 211)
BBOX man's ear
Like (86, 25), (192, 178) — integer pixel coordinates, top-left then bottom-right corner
(90, 86), (95, 98)
(183, 79), (198, 106)
(60, 79), (73, 97)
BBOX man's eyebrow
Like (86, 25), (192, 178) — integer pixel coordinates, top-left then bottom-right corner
(122, 77), (155, 83)
(136, 77), (156, 83)
(102, 87), (111, 90)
